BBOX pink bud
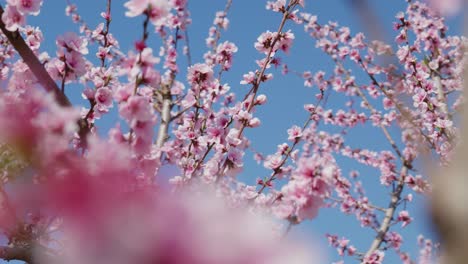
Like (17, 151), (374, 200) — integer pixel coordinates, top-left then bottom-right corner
(256, 94), (267, 105)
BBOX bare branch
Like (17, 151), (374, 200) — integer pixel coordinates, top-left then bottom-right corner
(363, 166), (408, 259)
(155, 86), (172, 148)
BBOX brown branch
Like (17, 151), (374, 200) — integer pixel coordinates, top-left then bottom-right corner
(0, 242), (58, 264)
(0, 245), (35, 263)
(155, 87), (172, 147)
(184, 29), (192, 66)
(362, 166), (408, 259)
(348, 67), (413, 259)
(102, 0), (112, 68)
(155, 27), (181, 148)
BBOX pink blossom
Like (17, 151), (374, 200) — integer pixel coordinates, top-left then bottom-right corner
(396, 45), (410, 62)
(427, 0), (462, 16)
(57, 32), (89, 55)
(350, 33), (366, 49)
(278, 30), (295, 53)
(227, 148), (244, 168)
(435, 118), (453, 129)
(348, 245), (356, 256)
(132, 120), (155, 141)
(25, 26), (43, 50)
(64, 51), (87, 78)
(405, 175), (429, 193)
(235, 110), (252, 123)
(255, 31), (277, 54)
(95, 87), (113, 109)
(46, 57), (65, 81)
(187, 63), (213, 84)
(215, 41), (238, 70)
(240, 71), (256, 85)
(255, 94), (267, 105)
(1, 4), (25, 31)
(386, 232), (403, 250)
(287, 125), (303, 141)
(12, 0), (43, 16)
(280, 156), (334, 221)
(362, 250), (384, 264)
(272, 201), (294, 219)
(206, 126), (224, 144)
(119, 95), (154, 123)
(266, 0), (286, 12)
(264, 154), (283, 170)
(213, 11), (229, 29)
(382, 97), (395, 110)
(148, 0), (170, 26)
(397, 210), (413, 228)
(248, 117), (261, 127)
(124, 0), (150, 17)
(226, 128), (242, 146)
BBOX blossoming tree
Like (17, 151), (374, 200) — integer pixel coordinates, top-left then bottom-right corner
(0, 0), (465, 263)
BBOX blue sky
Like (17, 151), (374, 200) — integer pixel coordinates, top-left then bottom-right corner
(5, 0), (465, 263)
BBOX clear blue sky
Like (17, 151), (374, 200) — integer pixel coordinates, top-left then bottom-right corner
(5, 0), (464, 263)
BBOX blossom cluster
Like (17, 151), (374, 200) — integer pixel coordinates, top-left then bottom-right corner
(1, 0), (42, 31)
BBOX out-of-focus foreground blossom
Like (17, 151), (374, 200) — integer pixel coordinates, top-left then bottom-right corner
(39, 189), (317, 264)
(427, 0), (462, 16)
(0, 87), (317, 264)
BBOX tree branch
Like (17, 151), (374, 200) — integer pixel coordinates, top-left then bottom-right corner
(362, 166), (408, 260)
(0, 245), (35, 263)
(155, 87), (172, 148)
